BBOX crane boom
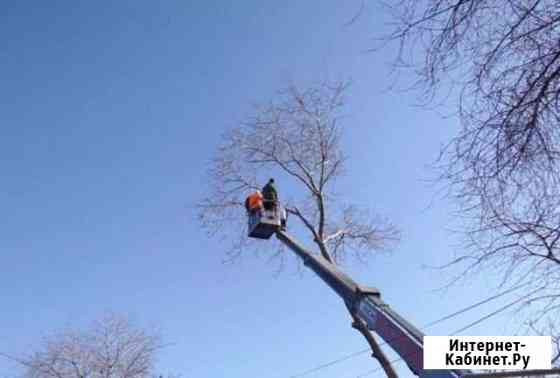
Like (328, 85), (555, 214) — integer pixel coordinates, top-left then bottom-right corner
(276, 230), (468, 378)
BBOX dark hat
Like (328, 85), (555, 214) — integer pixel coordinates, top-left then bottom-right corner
(269, 178), (274, 183)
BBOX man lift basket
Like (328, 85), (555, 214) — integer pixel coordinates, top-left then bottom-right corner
(245, 191), (283, 239)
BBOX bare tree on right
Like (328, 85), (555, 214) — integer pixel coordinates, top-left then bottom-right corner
(386, 0), (560, 352)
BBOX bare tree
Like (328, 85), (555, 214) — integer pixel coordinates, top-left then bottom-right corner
(528, 318), (560, 367)
(7, 315), (166, 378)
(198, 80), (399, 263)
(385, 0), (560, 346)
(197, 80), (400, 376)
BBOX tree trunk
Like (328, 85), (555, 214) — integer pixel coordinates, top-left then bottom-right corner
(350, 311), (398, 378)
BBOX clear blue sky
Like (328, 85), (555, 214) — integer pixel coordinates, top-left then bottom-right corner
(0, 2), (533, 377)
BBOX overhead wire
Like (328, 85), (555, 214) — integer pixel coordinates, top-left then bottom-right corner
(288, 281), (531, 378)
(450, 285), (545, 335)
(288, 349), (370, 378)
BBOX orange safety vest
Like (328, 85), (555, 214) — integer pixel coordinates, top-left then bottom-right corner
(248, 191), (263, 210)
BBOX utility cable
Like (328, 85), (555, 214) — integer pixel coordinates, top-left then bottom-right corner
(288, 349), (371, 378)
(449, 285), (544, 335)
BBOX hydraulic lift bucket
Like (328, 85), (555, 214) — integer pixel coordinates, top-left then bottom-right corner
(248, 209), (281, 239)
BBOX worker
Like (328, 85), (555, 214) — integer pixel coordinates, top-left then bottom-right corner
(262, 178), (278, 211)
(246, 190), (263, 214)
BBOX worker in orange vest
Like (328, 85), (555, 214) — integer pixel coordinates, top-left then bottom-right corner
(245, 191), (263, 214)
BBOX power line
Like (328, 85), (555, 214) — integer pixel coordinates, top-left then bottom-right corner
(450, 286), (544, 335)
(355, 285), (544, 378)
(356, 355), (406, 378)
(289, 349), (370, 378)
(422, 282), (531, 329)
(288, 282), (531, 378)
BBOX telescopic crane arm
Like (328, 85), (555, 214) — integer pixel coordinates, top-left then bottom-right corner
(275, 230), (468, 378)
(247, 202), (549, 377)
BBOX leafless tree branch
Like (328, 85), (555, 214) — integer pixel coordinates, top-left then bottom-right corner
(10, 315), (168, 378)
(386, 0), (560, 345)
(197, 80), (400, 266)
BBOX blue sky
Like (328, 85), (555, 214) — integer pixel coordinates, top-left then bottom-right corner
(0, 2), (535, 377)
